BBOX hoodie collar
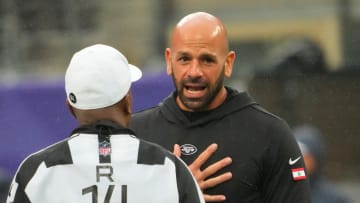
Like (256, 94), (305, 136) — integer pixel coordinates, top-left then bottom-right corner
(159, 87), (257, 128)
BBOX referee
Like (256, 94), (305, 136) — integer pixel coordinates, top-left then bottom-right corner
(7, 44), (205, 203)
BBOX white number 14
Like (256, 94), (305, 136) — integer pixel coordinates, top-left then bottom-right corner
(82, 185), (127, 203)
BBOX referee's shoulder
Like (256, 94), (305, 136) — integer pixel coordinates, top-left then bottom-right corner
(15, 139), (71, 180)
(137, 138), (176, 163)
(22, 139), (69, 164)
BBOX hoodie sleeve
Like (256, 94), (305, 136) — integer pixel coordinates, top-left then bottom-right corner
(262, 119), (311, 203)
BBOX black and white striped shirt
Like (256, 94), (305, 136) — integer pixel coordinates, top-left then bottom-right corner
(7, 121), (204, 203)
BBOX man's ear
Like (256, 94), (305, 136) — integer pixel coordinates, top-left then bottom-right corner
(165, 48), (173, 76)
(224, 51), (236, 78)
(66, 99), (77, 118)
(123, 92), (132, 115)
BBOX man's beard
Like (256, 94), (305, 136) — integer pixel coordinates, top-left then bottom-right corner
(171, 66), (225, 112)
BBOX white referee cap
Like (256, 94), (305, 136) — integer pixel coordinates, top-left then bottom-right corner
(65, 44), (142, 110)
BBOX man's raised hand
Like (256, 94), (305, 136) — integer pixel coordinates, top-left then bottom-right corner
(173, 143), (232, 202)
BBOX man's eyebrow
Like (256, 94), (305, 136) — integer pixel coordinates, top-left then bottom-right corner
(174, 51), (217, 59)
(199, 53), (217, 60)
(176, 51), (190, 56)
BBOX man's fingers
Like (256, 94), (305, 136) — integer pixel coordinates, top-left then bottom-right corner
(184, 143), (232, 202)
(201, 157), (232, 178)
(203, 194), (226, 202)
(200, 172), (232, 189)
(202, 173), (231, 202)
(189, 143), (218, 169)
(173, 144), (181, 157)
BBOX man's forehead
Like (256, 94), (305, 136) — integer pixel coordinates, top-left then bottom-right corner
(173, 48), (217, 57)
(171, 27), (228, 55)
(173, 24), (222, 44)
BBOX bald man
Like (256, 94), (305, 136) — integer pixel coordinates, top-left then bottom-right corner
(131, 12), (311, 202)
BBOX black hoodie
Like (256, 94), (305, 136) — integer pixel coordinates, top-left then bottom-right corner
(131, 87), (311, 203)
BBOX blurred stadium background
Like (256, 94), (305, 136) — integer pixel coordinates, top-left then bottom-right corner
(0, 0), (359, 202)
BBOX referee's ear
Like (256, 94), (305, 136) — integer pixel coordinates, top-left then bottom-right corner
(66, 99), (77, 119)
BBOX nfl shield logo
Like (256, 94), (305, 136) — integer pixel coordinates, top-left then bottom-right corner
(99, 141), (111, 157)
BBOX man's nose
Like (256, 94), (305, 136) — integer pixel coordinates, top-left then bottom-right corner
(187, 61), (203, 78)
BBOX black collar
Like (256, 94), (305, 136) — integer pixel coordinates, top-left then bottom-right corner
(70, 120), (135, 137)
